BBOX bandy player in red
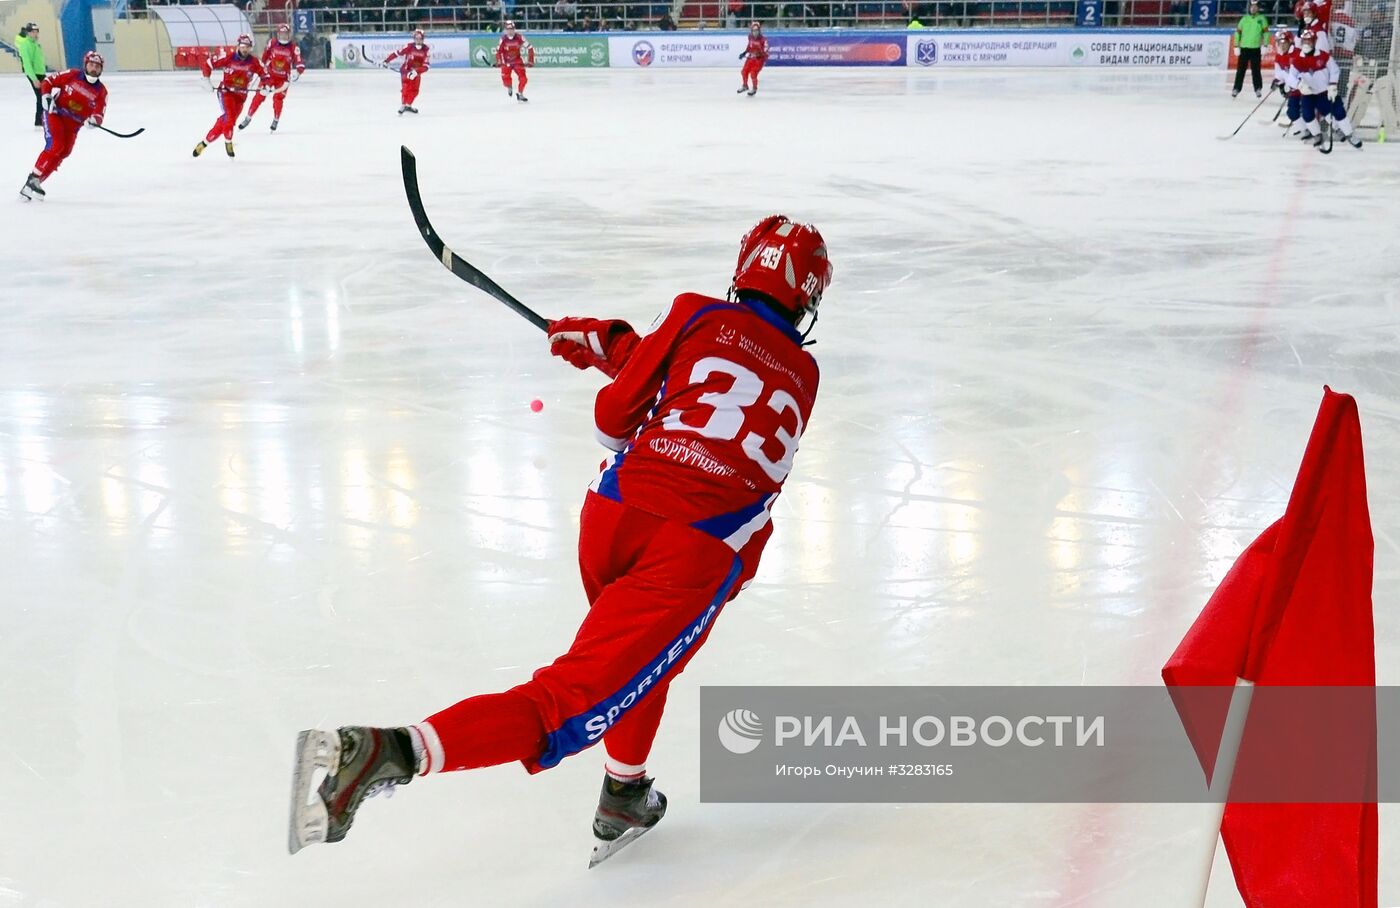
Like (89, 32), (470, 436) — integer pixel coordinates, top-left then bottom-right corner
(495, 20), (534, 102)
(383, 29), (430, 115)
(738, 21), (768, 96)
(193, 35), (266, 158)
(21, 51), (106, 201)
(239, 24), (304, 132)
(289, 215), (832, 865)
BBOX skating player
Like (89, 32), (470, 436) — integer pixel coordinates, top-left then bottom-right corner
(495, 20), (534, 102)
(738, 21), (768, 96)
(288, 216), (833, 866)
(194, 35), (266, 158)
(1290, 28), (1363, 148)
(1299, 1), (1333, 51)
(384, 29), (430, 115)
(1272, 30), (1303, 134)
(240, 24), (304, 132)
(21, 51), (106, 200)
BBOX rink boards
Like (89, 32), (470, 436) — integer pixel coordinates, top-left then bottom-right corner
(331, 28), (1235, 70)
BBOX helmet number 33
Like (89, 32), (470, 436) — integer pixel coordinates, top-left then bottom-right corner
(662, 356), (803, 483)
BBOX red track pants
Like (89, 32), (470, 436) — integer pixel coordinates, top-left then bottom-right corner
(33, 112), (81, 180)
(416, 492), (742, 776)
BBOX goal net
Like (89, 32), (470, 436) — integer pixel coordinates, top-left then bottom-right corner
(1331, 0), (1400, 138)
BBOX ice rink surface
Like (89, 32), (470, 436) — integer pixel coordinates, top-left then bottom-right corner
(1, 65), (1398, 906)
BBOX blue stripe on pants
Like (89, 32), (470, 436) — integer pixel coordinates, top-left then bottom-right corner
(536, 555), (743, 769)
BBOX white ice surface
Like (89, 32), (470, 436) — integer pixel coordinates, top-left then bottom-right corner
(1, 66), (1398, 907)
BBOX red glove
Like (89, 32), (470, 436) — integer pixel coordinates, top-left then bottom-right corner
(547, 317), (638, 379)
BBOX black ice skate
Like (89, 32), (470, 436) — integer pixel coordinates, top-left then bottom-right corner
(507, 88), (514, 98)
(747, 88), (757, 97)
(406, 106), (419, 114)
(224, 141), (236, 158)
(19, 174), (45, 201)
(288, 726), (416, 854)
(589, 775), (667, 868)
(237, 115), (251, 130)
(736, 85), (748, 93)
(192, 140), (207, 157)
(270, 118), (279, 131)
(1346, 133), (1363, 148)
(516, 93), (528, 103)
(398, 105), (408, 115)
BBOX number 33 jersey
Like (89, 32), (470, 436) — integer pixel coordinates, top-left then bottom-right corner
(590, 292), (819, 564)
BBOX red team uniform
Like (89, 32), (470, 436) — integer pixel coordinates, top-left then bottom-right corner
(1273, 31), (1303, 131)
(739, 22), (768, 95)
(495, 22), (535, 101)
(241, 25), (305, 130)
(289, 216), (834, 862)
(1288, 29), (1363, 148)
(22, 52), (107, 200)
(384, 30), (430, 114)
(194, 35), (267, 157)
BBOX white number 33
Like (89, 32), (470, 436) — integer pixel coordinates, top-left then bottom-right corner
(661, 356), (803, 483)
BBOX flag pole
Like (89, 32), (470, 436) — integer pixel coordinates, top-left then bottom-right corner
(1191, 677), (1256, 908)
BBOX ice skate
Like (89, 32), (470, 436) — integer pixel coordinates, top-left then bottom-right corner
(192, 140), (207, 157)
(270, 118), (279, 131)
(736, 85), (748, 93)
(19, 174), (45, 201)
(406, 106), (419, 114)
(516, 93), (528, 103)
(747, 88), (757, 97)
(288, 726), (416, 854)
(1255, 89), (1262, 98)
(224, 141), (236, 158)
(1346, 133), (1362, 148)
(237, 115), (251, 130)
(398, 105), (408, 115)
(1231, 88), (1240, 97)
(507, 88), (514, 98)
(589, 775), (667, 868)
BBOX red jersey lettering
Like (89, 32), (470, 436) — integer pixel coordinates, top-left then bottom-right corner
(41, 69), (107, 123)
(590, 294), (818, 563)
(745, 35), (769, 59)
(385, 42), (430, 75)
(261, 39), (305, 81)
(496, 33), (534, 66)
(202, 51), (267, 94)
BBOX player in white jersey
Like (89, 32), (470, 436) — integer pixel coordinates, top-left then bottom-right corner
(1288, 29), (1363, 148)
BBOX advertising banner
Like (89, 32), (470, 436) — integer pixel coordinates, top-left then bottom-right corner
(766, 33), (907, 66)
(906, 30), (1231, 67)
(608, 34), (748, 67)
(908, 35), (1066, 66)
(332, 35), (473, 68)
(468, 35), (609, 67)
(1072, 34), (1230, 65)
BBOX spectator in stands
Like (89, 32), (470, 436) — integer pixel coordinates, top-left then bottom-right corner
(1233, 0), (1269, 97)
(728, 0), (748, 26)
(486, 0), (504, 23)
(554, 0), (579, 25)
(658, 9), (678, 28)
(16, 22), (45, 128)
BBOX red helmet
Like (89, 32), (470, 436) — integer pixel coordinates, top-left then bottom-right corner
(277, 23), (291, 39)
(732, 215), (832, 320)
(237, 33), (252, 45)
(83, 50), (104, 72)
(1278, 29), (1295, 44)
(1300, 27), (1317, 43)
(413, 28), (426, 41)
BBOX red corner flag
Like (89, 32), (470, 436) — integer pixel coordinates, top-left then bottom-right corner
(1162, 387), (1376, 907)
